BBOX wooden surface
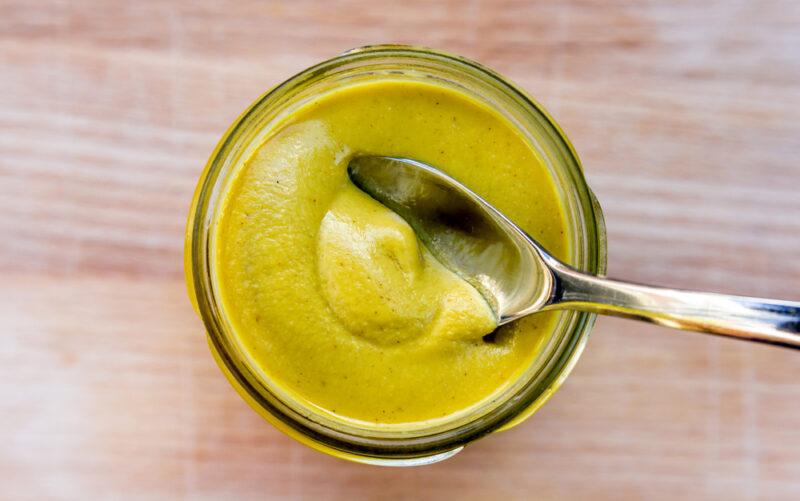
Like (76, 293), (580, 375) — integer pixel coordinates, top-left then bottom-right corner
(2, 1), (799, 499)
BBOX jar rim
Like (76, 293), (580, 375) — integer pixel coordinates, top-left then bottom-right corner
(187, 45), (607, 463)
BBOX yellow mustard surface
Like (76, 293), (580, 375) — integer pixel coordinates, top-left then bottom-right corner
(215, 80), (570, 425)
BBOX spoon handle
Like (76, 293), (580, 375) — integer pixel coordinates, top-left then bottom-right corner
(544, 260), (800, 349)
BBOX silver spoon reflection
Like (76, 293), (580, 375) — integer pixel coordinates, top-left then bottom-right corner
(348, 156), (800, 349)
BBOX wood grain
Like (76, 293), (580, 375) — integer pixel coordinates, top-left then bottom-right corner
(1, 1), (799, 499)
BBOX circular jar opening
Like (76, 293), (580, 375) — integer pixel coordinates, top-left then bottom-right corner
(186, 45), (607, 464)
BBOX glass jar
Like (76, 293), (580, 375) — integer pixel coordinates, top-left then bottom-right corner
(185, 45), (607, 465)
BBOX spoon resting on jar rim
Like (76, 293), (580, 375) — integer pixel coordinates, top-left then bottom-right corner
(347, 156), (800, 349)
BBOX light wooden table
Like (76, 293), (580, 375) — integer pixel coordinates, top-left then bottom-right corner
(2, 1), (799, 499)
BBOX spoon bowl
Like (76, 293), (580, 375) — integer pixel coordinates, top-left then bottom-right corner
(348, 156), (553, 325)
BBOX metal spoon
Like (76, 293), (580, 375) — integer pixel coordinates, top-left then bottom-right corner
(348, 156), (800, 349)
